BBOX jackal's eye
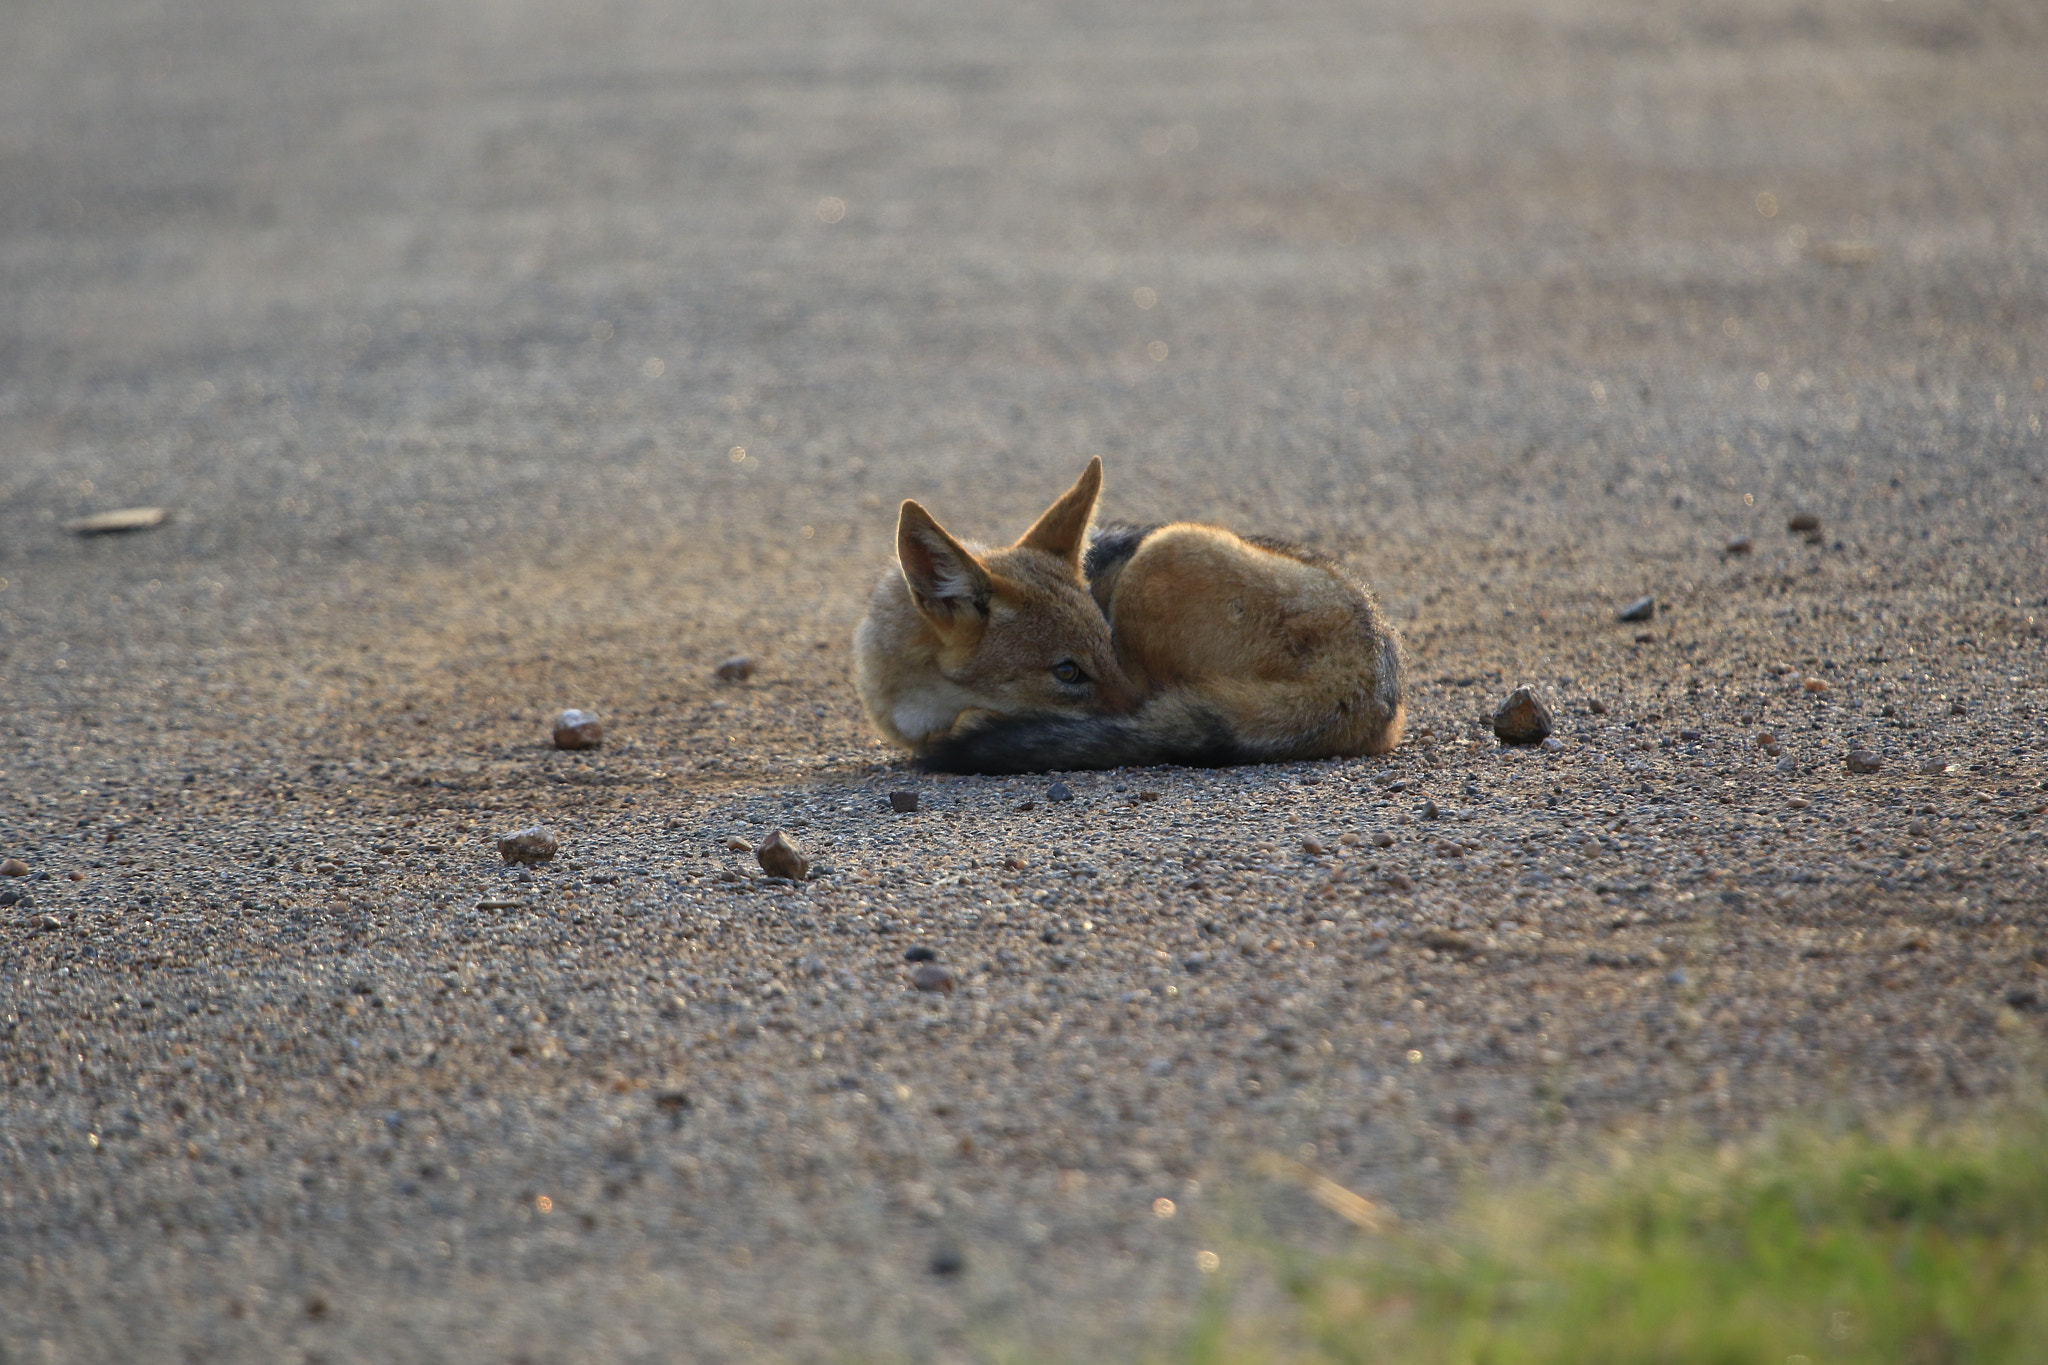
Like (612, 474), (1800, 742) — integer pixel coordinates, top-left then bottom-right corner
(1051, 660), (1087, 685)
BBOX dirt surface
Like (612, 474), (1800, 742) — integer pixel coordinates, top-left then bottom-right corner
(3, 0), (2046, 1359)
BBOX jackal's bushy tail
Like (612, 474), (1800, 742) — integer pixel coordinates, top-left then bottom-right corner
(916, 695), (1250, 775)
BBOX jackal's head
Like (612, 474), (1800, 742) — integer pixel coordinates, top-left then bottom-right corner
(893, 457), (1140, 734)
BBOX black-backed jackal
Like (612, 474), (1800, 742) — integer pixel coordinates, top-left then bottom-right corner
(853, 459), (1404, 773)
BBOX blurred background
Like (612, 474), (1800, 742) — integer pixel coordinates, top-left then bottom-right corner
(5, 0), (2040, 631)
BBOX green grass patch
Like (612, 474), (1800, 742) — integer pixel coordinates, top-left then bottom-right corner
(1201, 1111), (2048, 1365)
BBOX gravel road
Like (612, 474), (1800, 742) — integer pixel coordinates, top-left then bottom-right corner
(4, 0), (2046, 1359)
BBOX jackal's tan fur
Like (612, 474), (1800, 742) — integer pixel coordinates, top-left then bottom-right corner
(853, 459), (1404, 773)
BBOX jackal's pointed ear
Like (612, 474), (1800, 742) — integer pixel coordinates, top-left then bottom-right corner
(898, 500), (995, 626)
(1013, 456), (1102, 569)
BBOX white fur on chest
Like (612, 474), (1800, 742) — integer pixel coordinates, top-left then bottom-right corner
(890, 691), (973, 745)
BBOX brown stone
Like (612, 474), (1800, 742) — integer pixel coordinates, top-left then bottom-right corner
(1422, 928), (1476, 955)
(888, 790), (919, 813)
(552, 708), (603, 749)
(756, 828), (810, 880)
(911, 962), (955, 993)
(1846, 750), (1882, 774)
(714, 655), (757, 683)
(0, 858), (28, 877)
(1492, 686), (1554, 744)
(496, 826), (559, 864)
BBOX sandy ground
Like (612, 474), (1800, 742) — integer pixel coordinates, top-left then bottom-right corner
(3, 0), (2046, 1359)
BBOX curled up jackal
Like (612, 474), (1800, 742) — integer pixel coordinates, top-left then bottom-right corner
(852, 458), (1405, 774)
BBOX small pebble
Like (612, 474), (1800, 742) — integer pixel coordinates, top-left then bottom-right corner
(63, 507), (167, 536)
(1788, 512), (1822, 533)
(756, 829), (811, 880)
(1420, 800), (1440, 820)
(725, 836), (754, 853)
(929, 1244), (966, 1276)
(1775, 756), (1798, 773)
(1047, 782), (1074, 803)
(35, 913), (62, 931)
(888, 791), (920, 813)
(903, 945), (937, 963)
(1372, 832), (1395, 848)
(1846, 750), (1882, 775)
(1618, 595), (1655, 623)
(0, 858), (28, 877)
(1588, 699), (1608, 715)
(1906, 818), (1930, 837)
(552, 709), (603, 750)
(1755, 731), (1778, 748)
(1540, 736), (1564, 753)
(1666, 968), (1689, 987)
(1918, 760), (1949, 776)
(714, 655), (757, 683)
(1804, 677), (1829, 694)
(1949, 700), (1968, 716)
(1301, 838), (1328, 857)
(1492, 685), (1555, 744)
(1138, 789), (1161, 801)
(1678, 728), (1701, 741)
(1724, 535), (1753, 554)
(1633, 631), (1656, 644)
(911, 962), (955, 993)
(496, 826), (559, 864)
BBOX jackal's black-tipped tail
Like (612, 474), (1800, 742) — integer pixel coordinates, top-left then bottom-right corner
(917, 697), (1247, 775)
